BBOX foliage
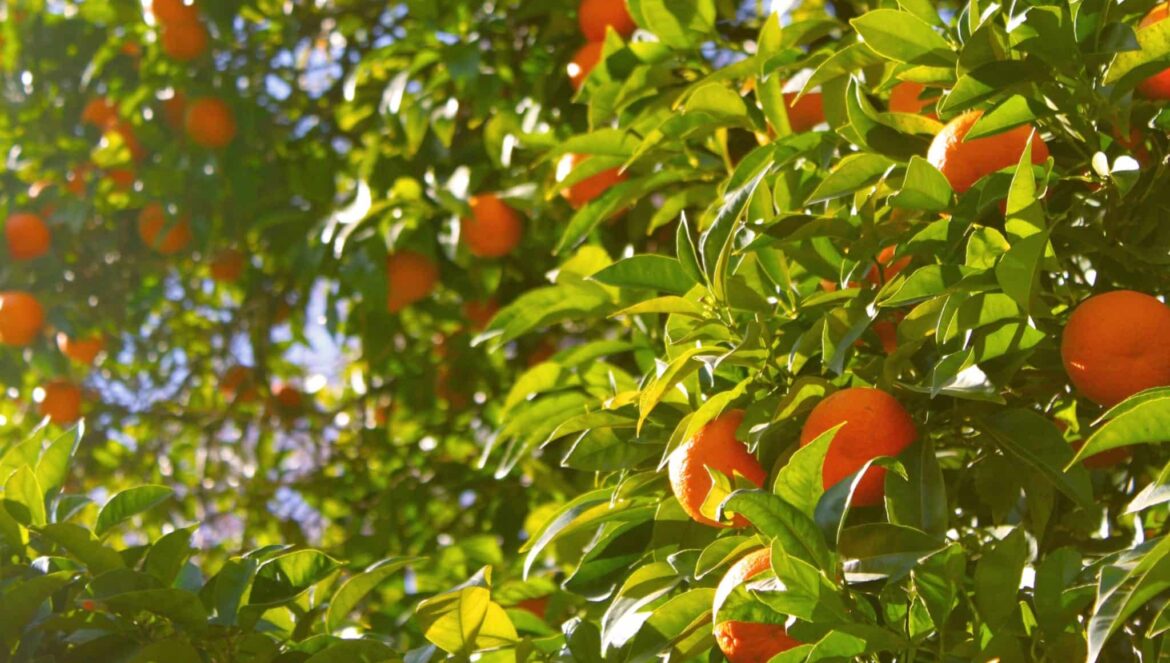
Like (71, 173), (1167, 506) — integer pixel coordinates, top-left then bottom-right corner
(8, 0), (1170, 661)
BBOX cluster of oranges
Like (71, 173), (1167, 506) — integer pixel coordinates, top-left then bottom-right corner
(152, 0), (209, 63)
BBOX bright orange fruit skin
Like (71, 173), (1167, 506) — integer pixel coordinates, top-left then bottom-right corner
(800, 387), (917, 506)
(516, 596), (549, 620)
(569, 41), (604, 90)
(561, 153), (627, 208)
(386, 250), (439, 313)
(0, 292), (45, 346)
(160, 20), (208, 61)
(1139, 5), (1170, 99)
(138, 203), (193, 255)
(462, 194), (523, 258)
(782, 92), (824, 132)
(714, 549), (801, 663)
(667, 410), (767, 528)
(926, 110), (1049, 194)
(40, 380), (82, 424)
(81, 97), (118, 128)
(1061, 290), (1170, 407)
(579, 0), (635, 41)
(5, 212), (51, 260)
(151, 0), (199, 24)
(185, 97), (237, 149)
(57, 333), (104, 364)
(888, 81), (938, 117)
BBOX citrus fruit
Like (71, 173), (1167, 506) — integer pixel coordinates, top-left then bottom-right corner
(1061, 290), (1170, 407)
(714, 549), (801, 663)
(463, 298), (499, 331)
(927, 110), (1049, 194)
(138, 203), (193, 254)
(221, 365), (259, 403)
(579, 0), (635, 41)
(561, 153), (627, 208)
(5, 212), (51, 260)
(800, 387), (917, 506)
(151, 0), (199, 23)
(516, 597), (550, 620)
(864, 246), (911, 286)
(782, 91), (824, 132)
(1138, 5), (1170, 99)
(462, 194), (523, 258)
(185, 97), (237, 149)
(210, 248), (246, 282)
(0, 292), (45, 346)
(81, 97), (117, 128)
(57, 333), (104, 364)
(386, 250), (438, 313)
(160, 19), (208, 61)
(106, 168), (136, 192)
(39, 380), (82, 424)
(888, 81), (938, 116)
(568, 41), (604, 90)
(271, 384), (305, 415)
(667, 410), (767, 527)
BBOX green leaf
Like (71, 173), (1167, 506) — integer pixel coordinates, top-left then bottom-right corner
(979, 409), (1095, 513)
(850, 9), (955, 67)
(638, 345), (718, 429)
(143, 527), (196, 586)
(303, 641), (400, 663)
(37, 523), (125, 574)
(102, 588), (210, 629)
(629, 0), (715, 49)
(416, 586), (519, 655)
(600, 561), (680, 651)
(722, 490), (833, 572)
(806, 153), (896, 205)
(34, 423), (82, 496)
(1087, 537), (1170, 662)
(1104, 14), (1170, 87)
(128, 639), (203, 663)
(0, 572), (74, 641)
(773, 424), (839, 518)
(4, 465), (46, 527)
(95, 486), (173, 537)
(249, 549), (340, 606)
(890, 155), (953, 211)
(1071, 389), (1170, 465)
(592, 255), (697, 294)
(974, 528), (1028, 629)
(327, 557), (419, 632)
(884, 440), (947, 538)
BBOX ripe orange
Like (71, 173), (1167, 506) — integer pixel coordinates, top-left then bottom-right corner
(138, 203), (193, 255)
(386, 250), (439, 313)
(1061, 290), (1170, 407)
(151, 0), (199, 23)
(210, 248), (246, 282)
(185, 97), (237, 149)
(927, 110), (1049, 194)
(1073, 439), (1132, 469)
(271, 383), (305, 414)
(1139, 5), (1170, 99)
(714, 549), (801, 663)
(5, 212), (51, 260)
(568, 41), (604, 90)
(0, 292), (45, 346)
(516, 596), (550, 620)
(561, 153), (627, 208)
(800, 387), (917, 506)
(865, 246), (911, 286)
(463, 298), (499, 331)
(220, 365), (259, 403)
(782, 91), (824, 132)
(462, 194), (523, 258)
(106, 168), (136, 192)
(39, 380), (82, 424)
(579, 0), (635, 41)
(160, 20), (208, 62)
(81, 97), (118, 128)
(667, 410), (767, 528)
(161, 91), (188, 131)
(888, 81), (938, 117)
(57, 333), (104, 365)
(872, 319), (898, 354)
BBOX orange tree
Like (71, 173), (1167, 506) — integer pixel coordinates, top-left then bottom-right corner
(6, 0), (1170, 661)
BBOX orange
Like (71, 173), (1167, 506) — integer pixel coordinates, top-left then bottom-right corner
(1073, 439), (1133, 469)
(667, 410), (767, 528)
(800, 387), (917, 506)
(462, 194), (523, 258)
(872, 319), (899, 354)
(782, 91), (824, 132)
(386, 250), (438, 313)
(0, 292), (45, 346)
(5, 212), (51, 260)
(561, 153), (627, 208)
(568, 41), (604, 90)
(138, 203), (193, 255)
(151, 0), (199, 23)
(271, 384), (305, 413)
(65, 165), (91, 197)
(160, 20), (208, 62)
(220, 365), (259, 403)
(161, 91), (188, 132)
(516, 597), (549, 620)
(39, 380), (82, 424)
(185, 97), (237, 149)
(927, 110), (1049, 194)
(714, 549), (801, 663)
(81, 97), (118, 128)
(888, 81), (938, 117)
(579, 0), (635, 41)
(106, 168), (136, 192)
(1061, 290), (1170, 407)
(463, 298), (499, 331)
(57, 333), (104, 365)
(864, 246), (911, 286)
(210, 248), (246, 282)
(1139, 5), (1170, 99)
